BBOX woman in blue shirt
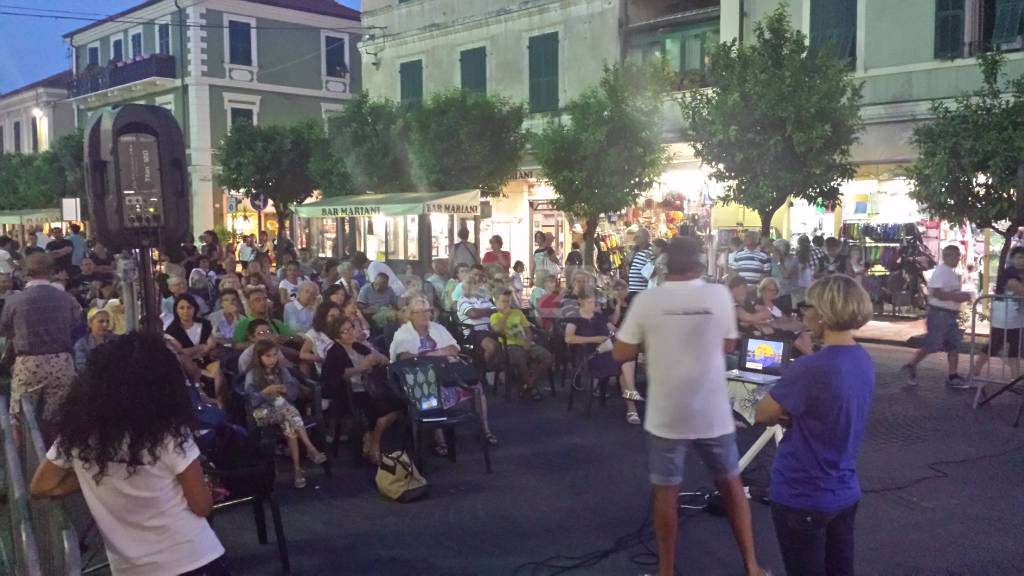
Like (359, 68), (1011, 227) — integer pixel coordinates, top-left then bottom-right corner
(756, 274), (875, 576)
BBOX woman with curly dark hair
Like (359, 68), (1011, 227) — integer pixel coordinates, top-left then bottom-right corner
(30, 331), (229, 576)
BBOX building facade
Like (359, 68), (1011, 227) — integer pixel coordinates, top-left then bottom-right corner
(0, 71), (76, 156)
(362, 0), (1024, 268)
(64, 0), (362, 234)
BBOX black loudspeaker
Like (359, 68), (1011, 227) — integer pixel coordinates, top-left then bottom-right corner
(84, 104), (190, 252)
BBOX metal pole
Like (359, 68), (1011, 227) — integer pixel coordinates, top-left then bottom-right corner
(117, 252), (139, 333)
(139, 246), (161, 334)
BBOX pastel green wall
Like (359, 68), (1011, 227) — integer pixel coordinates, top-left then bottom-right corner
(207, 85), (336, 146)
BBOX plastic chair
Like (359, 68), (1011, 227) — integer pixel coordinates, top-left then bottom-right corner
(565, 342), (609, 418)
(389, 357), (492, 474)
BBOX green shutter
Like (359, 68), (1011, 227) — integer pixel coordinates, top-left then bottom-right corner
(400, 60), (423, 107)
(935, 0), (965, 59)
(811, 0), (857, 63)
(529, 32), (559, 113)
(460, 47), (487, 94)
(993, 0), (1024, 45)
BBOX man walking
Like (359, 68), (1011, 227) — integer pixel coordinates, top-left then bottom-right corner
(0, 253), (81, 439)
(733, 231), (772, 286)
(614, 237), (769, 576)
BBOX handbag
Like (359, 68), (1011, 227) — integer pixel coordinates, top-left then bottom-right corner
(445, 355), (481, 387)
(376, 450), (429, 503)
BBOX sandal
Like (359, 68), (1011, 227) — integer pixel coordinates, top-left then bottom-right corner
(622, 390), (645, 402)
(432, 442), (449, 457)
(626, 411), (641, 425)
(294, 472), (307, 489)
(484, 432), (499, 446)
(307, 451), (327, 465)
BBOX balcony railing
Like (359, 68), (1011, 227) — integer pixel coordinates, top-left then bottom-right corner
(70, 53), (177, 98)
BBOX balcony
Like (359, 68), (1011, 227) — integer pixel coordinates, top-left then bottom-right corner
(69, 54), (178, 106)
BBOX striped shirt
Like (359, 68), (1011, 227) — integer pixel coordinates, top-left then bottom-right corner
(732, 248), (772, 285)
(628, 248), (653, 293)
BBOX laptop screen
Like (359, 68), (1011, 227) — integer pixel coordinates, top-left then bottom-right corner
(743, 338), (786, 373)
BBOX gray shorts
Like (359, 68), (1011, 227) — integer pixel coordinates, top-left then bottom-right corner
(647, 432), (740, 486)
(924, 308), (962, 353)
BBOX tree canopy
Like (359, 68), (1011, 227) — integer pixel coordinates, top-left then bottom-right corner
(911, 52), (1024, 266)
(216, 121), (322, 238)
(408, 90), (526, 196)
(0, 130), (85, 211)
(680, 5), (862, 235)
(532, 62), (671, 262)
(323, 92), (414, 194)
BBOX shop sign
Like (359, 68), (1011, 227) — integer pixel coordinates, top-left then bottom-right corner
(319, 206), (383, 217)
(516, 168), (543, 180)
(425, 202), (479, 215)
(532, 201), (558, 211)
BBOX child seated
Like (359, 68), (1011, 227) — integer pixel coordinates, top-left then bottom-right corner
(490, 289), (552, 401)
(245, 340), (327, 488)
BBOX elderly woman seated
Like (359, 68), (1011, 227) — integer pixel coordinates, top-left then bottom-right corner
(750, 277), (815, 356)
(73, 308), (117, 371)
(390, 295), (498, 451)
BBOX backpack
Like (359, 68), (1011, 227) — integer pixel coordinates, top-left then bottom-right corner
(376, 450), (429, 503)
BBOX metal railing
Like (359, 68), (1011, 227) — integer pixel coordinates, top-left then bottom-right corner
(0, 395), (43, 576)
(19, 398), (82, 576)
(967, 294), (1024, 426)
(69, 54), (177, 98)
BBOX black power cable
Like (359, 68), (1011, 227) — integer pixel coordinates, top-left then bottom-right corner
(862, 442), (1024, 494)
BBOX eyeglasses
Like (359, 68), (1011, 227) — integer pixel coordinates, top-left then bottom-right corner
(411, 309), (431, 315)
(254, 329), (273, 336)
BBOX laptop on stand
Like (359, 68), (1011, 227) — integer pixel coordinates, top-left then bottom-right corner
(727, 336), (791, 385)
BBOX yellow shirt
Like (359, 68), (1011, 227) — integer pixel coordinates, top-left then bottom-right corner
(490, 309), (530, 347)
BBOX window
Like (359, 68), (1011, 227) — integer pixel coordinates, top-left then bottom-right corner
(229, 20), (254, 66)
(399, 59), (423, 107)
(87, 45), (100, 67)
(30, 117), (38, 153)
(13, 122), (21, 153)
(460, 47), (487, 94)
(130, 28), (143, 59)
(324, 35), (347, 78)
(993, 0), (1024, 46)
(528, 32), (559, 113)
(111, 37), (124, 62)
(230, 108), (254, 127)
(810, 0), (857, 63)
(0, 125), (4, 155)
(936, 0), (966, 58)
(158, 23), (171, 55)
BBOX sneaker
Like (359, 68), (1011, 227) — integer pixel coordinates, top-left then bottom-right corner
(946, 374), (973, 389)
(901, 364), (917, 386)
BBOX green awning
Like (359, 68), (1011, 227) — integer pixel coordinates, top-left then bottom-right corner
(0, 208), (62, 226)
(294, 190), (480, 218)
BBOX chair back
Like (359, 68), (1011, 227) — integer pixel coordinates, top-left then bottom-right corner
(389, 358), (448, 415)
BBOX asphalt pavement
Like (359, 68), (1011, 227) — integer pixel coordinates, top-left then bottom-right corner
(206, 343), (1024, 576)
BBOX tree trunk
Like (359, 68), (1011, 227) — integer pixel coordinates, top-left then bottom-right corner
(758, 208), (776, 239)
(582, 215), (599, 271)
(997, 225), (1019, 273)
(276, 205), (288, 246)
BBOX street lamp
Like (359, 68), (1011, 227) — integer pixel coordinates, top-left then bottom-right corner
(31, 107), (44, 119)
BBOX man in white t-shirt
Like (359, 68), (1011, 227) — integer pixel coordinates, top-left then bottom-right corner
(614, 237), (768, 576)
(902, 244), (973, 388)
(353, 252), (406, 297)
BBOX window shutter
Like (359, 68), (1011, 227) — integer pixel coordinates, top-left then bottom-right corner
(229, 21), (253, 66)
(400, 60), (423, 107)
(159, 23), (171, 55)
(810, 0), (857, 63)
(935, 0), (965, 59)
(993, 0), (1024, 45)
(460, 47), (487, 94)
(529, 32), (559, 112)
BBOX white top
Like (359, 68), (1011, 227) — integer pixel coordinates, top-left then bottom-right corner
(389, 321), (459, 362)
(304, 328), (335, 361)
(278, 278), (301, 301)
(927, 264), (962, 311)
(47, 436), (224, 576)
(183, 323), (203, 346)
(617, 279), (738, 440)
(367, 261), (406, 297)
(0, 248), (12, 274)
(457, 295), (494, 332)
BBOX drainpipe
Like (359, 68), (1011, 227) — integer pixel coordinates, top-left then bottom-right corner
(174, 0), (189, 147)
(738, 0), (745, 44)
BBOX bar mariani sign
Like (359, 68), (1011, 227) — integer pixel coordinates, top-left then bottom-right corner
(295, 190), (480, 219)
